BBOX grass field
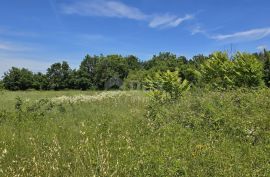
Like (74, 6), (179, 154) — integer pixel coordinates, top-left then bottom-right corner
(0, 90), (269, 176)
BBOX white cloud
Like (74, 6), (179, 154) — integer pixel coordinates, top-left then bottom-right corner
(62, 0), (147, 20)
(149, 14), (193, 28)
(61, 0), (193, 29)
(0, 42), (32, 52)
(211, 27), (270, 42)
(0, 27), (38, 37)
(190, 25), (205, 35)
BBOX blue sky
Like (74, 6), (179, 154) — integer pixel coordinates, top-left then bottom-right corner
(0, 0), (270, 75)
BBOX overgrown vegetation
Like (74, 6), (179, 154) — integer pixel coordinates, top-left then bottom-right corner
(2, 50), (270, 91)
(0, 90), (269, 176)
(0, 50), (270, 176)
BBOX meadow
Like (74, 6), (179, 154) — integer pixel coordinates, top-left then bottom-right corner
(0, 89), (269, 176)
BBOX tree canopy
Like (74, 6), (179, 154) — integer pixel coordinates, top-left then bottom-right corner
(1, 50), (270, 91)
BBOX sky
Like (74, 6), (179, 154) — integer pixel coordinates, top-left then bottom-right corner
(0, 0), (270, 75)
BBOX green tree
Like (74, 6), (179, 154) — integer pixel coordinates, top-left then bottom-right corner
(143, 52), (186, 72)
(79, 55), (99, 87)
(95, 55), (129, 89)
(125, 55), (141, 70)
(46, 61), (72, 90)
(3, 67), (33, 90)
(123, 70), (148, 90)
(233, 52), (264, 88)
(0, 80), (4, 90)
(145, 70), (190, 102)
(189, 54), (209, 68)
(32, 72), (49, 90)
(262, 49), (270, 87)
(69, 70), (92, 90)
(201, 52), (234, 89)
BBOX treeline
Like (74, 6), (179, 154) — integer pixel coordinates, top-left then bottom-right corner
(1, 49), (270, 91)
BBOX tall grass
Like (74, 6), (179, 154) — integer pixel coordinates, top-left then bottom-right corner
(0, 90), (269, 176)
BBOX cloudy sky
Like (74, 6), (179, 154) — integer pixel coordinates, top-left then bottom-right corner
(0, 0), (270, 75)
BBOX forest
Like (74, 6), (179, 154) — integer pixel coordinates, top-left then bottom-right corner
(1, 49), (270, 91)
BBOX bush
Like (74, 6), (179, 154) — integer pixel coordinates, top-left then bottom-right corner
(233, 52), (264, 88)
(144, 70), (190, 102)
(201, 52), (235, 90)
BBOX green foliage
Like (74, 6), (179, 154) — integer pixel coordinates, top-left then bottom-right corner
(46, 61), (72, 90)
(145, 70), (190, 102)
(94, 55), (129, 89)
(79, 54), (99, 88)
(182, 67), (202, 86)
(123, 70), (148, 90)
(143, 52), (187, 72)
(0, 80), (4, 90)
(0, 90), (269, 176)
(262, 50), (270, 87)
(3, 67), (34, 90)
(201, 52), (235, 90)
(125, 55), (141, 70)
(1, 50), (270, 91)
(233, 52), (264, 88)
(68, 70), (93, 90)
(32, 72), (49, 90)
(201, 52), (264, 89)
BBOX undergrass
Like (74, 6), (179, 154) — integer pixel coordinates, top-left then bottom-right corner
(0, 90), (269, 176)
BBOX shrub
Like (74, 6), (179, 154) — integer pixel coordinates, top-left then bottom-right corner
(233, 52), (264, 88)
(201, 52), (235, 90)
(144, 70), (190, 102)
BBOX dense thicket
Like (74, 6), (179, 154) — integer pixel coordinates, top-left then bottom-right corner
(2, 50), (270, 90)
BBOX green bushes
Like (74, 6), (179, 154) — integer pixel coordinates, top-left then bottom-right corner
(3, 67), (34, 91)
(234, 52), (264, 88)
(0, 90), (269, 176)
(201, 52), (264, 89)
(201, 52), (235, 89)
(144, 70), (190, 102)
(3, 50), (269, 91)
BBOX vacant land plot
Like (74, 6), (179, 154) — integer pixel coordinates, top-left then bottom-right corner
(0, 90), (269, 176)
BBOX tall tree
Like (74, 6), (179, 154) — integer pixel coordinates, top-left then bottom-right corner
(143, 52), (185, 72)
(32, 72), (49, 90)
(201, 52), (235, 89)
(263, 49), (270, 87)
(46, 61), (72, 90)
(125, 55), (141, 70)
(233, 52), (263, 88)
(79, 55), (99, 87)
(95, 55), (129, 89)
(3, 67), (33, 90)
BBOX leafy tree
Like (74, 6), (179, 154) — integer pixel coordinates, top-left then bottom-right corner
(201, 52), (235, 89)
(182, 68), (202, 86)
(144, 70), (190, 102)
(69, 70), (92, 90)
(125, 55), (141, 70)
(233, 52), (263, 88)
(262, 50), (270, 87)
(123, 70), (148, 90)
(143, 52), (186, 72)
(189, 54), (209, 68)
(46, 61), (72, 90)
(32, 72), (49, 90)
(79, 55), (99, 87)
(3, 67), (33, 90)
(95, 55), (129, 89)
